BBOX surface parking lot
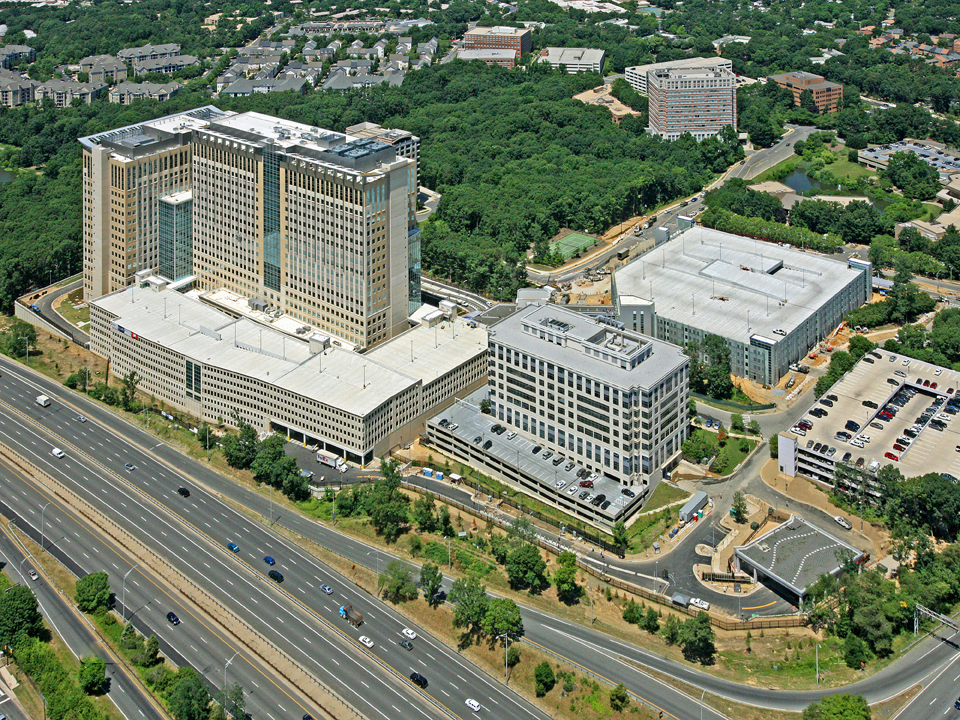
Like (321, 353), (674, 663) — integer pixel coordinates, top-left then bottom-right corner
(796, 349), (960, 479)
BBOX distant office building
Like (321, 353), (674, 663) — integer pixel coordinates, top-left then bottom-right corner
(158, 190), (193, 282)
(624, 57), (732, 94)
(768, 71), (843, 113)
(538, 47), (606, 74)
(487, 304), (689, 488)
(457, 48), (518, 68)
(463, 26), (531, 59)
(647, 66), (737, 141)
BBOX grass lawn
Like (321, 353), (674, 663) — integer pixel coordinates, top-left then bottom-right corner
(922, 202), (943, 219)
(826, 156), (873, 182)
(710, 437), (757, 475)
(57, 287), (90, 328)
(642, 481), (688, 512)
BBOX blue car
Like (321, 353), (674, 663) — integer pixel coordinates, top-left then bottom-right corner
(264, 556), (276, 566)
(227, 543), (239, 553)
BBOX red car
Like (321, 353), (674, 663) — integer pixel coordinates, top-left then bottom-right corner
(579, 480), (593, 488)
(884, 452), (899, 461)
(893, 443), (905, 452)
(932, 382), (938, 389)
(879, 412), (893, 420)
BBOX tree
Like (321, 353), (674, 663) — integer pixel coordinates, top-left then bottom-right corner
(730, 414), (745, 432)
(79, 656), (106, 694)
(75, 571), (111, 613)
(506, 543), (547, 592)
(419, 562), (443, 606)
(367, 467), (409, 542)
(481, 597), (523, 638)
(843, 633), (870, 669)
(731, 491), (748, 524)
(553, 551), (581, 602)
(640, 607), (660, 634)
(507, 645), (520, 668)
(119, 370), (141, 411)
(221, 416), (260, 469)
(534, 661), (556, 697)
(622, 600), (643, 624)
(218, 683), (246, 720)
(379, 561), (418, 603)
(682, 431), (719, 463)
(609, 683), (630, 712)
(508, 515), (536, 546)
(139, 634), (161, 667)
(747, 419), (761, 436)
(661, 615), (681, 645)
(196, 424), (215, 449)
(0, 584), (43, 649)
(679, 612), (716, 664)
(799, 88), (818, 114)
(412, 491), (438, 533)
(480, 398), (491, 413)
(250, 433), (287, 484)
(167, 668), (211, 720)
(769, 434), (779, 458)
(449, 576), (488, 637)
(802, 693), (871, 720)
(847, 335), (876, 359)
(612, 520), (629, 555)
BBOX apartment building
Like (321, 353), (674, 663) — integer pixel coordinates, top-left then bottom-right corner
(624, 56), (732, 94)
(647, 66), (737, 141)
(118, 43), (181, 64)
(0, 70), (34, 107)
(487, 305), (689, 488)
(134, 55), (199, 76)
(0, 45), (35, 68)
(79, 55), (128, 84)
(768, 71), (843, 113)
(462, 26), (531, 59)
(109, 81), (182, 104)
(35, 79), (106, 107)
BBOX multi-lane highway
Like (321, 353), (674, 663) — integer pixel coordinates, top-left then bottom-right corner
(1, 355), (959, 718)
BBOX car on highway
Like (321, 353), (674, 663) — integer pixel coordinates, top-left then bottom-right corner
(28, 569), (38, 581)
(166, 611), (181, 625)
(177, 487), (190, 497)
(227, 542), (239, 552)
(399, 639), (414, 651)
(264, 556), (276, 566)
(402, 628), (417, 640)
(465, 699), (481, 712)
(689, 598), (710, 611)
(834, 516), (852, 530)
(410, 672), (428, 688)
(320, 584), (333, 595)
(51, 448), (65, 458)
(76, 415), (87, 423)
(359, 636), (374, 648)
(124, 463), (136, 472)
(268, 570), (283, 583)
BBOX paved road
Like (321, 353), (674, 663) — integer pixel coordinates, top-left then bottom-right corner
(0, 524), (166, 720)
(420, 277), (492, 313)
(35, 278), (89, 345)
(728, 125), (818, 182)
(0, 360), (552, 720)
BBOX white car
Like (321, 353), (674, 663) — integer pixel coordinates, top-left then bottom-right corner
(857, 435), (870, 443)
(849, 440), (864, 448)
(556, 481), (566, 490)
(936, 368), (944, 376)
(402, 628), (417, 640)
(506, 431), (517, 439)
(939, 413), (952, 421)
(359, 636), (374, 648)
(28, 569), (38, 581)
(689, 597), (710, 611)
(51, 448), (65, 458)
(465, 699), (481, 712)
(566, 485), (578, 495)
(834, 516), (852, 530)
(903, 358), (910, 366)
(791, 427), (806, 436)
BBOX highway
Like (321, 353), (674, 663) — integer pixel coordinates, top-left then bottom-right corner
(0, 521), (166, 720)
(1, 357), (959, 718)
(0, 359), (554, 720)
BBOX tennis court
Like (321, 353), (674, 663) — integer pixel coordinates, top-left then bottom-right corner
(549, 232), (598, 259)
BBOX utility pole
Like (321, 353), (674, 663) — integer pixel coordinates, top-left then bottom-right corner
(121, 565), (139, 622)
(40, 502), (50, 552)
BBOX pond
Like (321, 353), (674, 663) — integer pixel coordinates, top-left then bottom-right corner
(782, 168), (829, 195)
(0, 169), (15, 184)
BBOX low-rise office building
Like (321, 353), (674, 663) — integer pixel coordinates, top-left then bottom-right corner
(462, 26), (531, 59)
(90, 282), (488, 464)
(768, 71), (843, 113)
(614, 226), (872, 385)
(538, 47), (606, 74)
(457, 48), (518, 68)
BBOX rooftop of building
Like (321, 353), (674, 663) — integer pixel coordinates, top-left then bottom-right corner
(614, 226), (868, 342)
(626, 56), (730, 73)
(651, 65), (735, 79)
(769, 71), (841, 88)
(539, 46), (606, 64)
(79, 105), (228, 152)
(465, 25), (529, 36)
(93, 283), (487, 417)
(458, 48), (517, 59)
(488, 304), (687, 389)
(735, 515), (865, 597)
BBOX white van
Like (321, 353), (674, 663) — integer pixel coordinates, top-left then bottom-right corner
(51, 448), (65, 458)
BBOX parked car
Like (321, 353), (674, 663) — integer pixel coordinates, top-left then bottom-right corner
(834, 516), (852, 530)
(689, 597), (711, 611)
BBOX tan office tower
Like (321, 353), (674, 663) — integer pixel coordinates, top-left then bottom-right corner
(80, 106), (226, 300)
(647, 66), (737, 142)
(190, 112), (415, 349)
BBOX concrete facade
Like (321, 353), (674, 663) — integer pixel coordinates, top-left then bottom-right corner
(462, 26), (531, 59)
(624, 57), (732, 94)
(647, 66), (737, 141)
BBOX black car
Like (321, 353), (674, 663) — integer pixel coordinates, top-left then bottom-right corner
(862, 400), (878, 408)
(863, 357), (875, 363)
(177, 487), (190, 498)
(621, 488), (635, 497)
(268, 570), (284, 583)
(532, 445), (542, 454)
(410, 672), (428, 688)
(473, 436), (482, 444)
(482, 439), (493, 450)
(166, 611), (180, 625)
(399, 639), (414, 651)
(819, 398), (834, 407)
(600, 500), (611, 510)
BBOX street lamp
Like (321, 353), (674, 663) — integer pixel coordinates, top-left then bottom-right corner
(496, 632), (515, 684)
(816, 644), (821, 685)
(40, 502), (50, 552)
(18, 336), (28, 365)
(121, 565), (139, 622)
(445, 536), (451, 569)
(224, 651), (240, 693)
(700, 688), (706, 720)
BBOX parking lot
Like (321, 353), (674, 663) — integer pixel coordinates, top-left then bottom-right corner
(791, 349), (960, 480)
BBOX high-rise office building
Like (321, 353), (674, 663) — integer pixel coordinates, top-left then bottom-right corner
(647, 66), (737, 141)
(158, 190), (193, 281)
(81, 108), (418, 349)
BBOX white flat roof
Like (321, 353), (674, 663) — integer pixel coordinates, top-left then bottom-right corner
(94, 286), (487, 417)
(615, 226), (866, 341)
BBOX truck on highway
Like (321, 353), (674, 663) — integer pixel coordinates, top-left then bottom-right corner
(317, 452), (347, 472)
(339, 604), (363, 627)
(35, 395), (51, 407)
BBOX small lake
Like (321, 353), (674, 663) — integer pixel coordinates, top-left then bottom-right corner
(782, 168), (828, 195)
(0, 169), (15, 184)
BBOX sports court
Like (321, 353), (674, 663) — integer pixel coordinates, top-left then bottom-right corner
(549, 231), (598, 259)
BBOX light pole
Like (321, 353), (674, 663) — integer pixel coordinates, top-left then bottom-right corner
(39, 502), (50, 552)
(121, 565), (138, 622)
(816, 644), (821, 685)
(496, 632), (515, 683)
(445, 536), (451, 569)
(655, 560), (659, 593)
(18, 336), (28, 365)
(224, 651), (240, 693)
(700, 688), (706, 720)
